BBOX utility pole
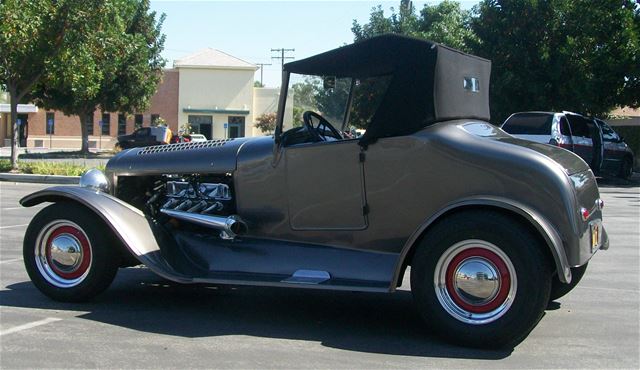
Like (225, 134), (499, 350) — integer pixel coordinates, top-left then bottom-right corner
(255, 63), (271, 86)
(271, 48), (295, 70)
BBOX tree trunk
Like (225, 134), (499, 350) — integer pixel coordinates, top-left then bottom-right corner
(8, 85), (19, 171)
(79, 109), (90, 154)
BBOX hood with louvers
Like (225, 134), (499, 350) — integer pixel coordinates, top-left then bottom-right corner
(106, 138), (252, 176)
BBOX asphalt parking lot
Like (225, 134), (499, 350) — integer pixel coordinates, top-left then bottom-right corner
(1, 180), (638, 369)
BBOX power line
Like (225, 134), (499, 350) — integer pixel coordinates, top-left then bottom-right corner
(271, 48), (295, 70)
(255, 63), (272, 86)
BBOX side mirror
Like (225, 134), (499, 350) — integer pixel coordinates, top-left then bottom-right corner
(549, 138), (559, 146)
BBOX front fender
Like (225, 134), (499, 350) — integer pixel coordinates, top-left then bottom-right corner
(391, 196), (572, 289)
(21, 186), (191, 283)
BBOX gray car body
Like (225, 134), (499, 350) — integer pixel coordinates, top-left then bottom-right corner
(21, 119), (608, 289)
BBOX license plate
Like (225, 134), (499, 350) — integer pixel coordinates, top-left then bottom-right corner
(590, 221), (601, 253)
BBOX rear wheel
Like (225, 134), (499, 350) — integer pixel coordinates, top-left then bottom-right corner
(23, 203), (120, 302)
(549, 263), (588, 302)
(411, 210), (551, 348)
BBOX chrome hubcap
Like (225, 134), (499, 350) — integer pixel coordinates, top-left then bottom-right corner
(453, 257), (500, 305)
(35, 220), (92, 288)
(49, 234), (83, 272)
(434, 240), (517, 325)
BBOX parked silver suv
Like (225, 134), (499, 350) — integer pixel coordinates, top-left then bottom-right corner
(502, 111), (634, 178)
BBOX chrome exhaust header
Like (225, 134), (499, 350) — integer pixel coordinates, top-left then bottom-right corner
(160, 209), (248, 239)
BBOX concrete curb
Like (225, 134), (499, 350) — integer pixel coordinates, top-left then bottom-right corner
(0, 173), (79, 184)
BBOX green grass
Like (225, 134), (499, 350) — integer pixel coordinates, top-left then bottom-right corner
(0, 159), (11, 172)
(0, 159), (104, 176)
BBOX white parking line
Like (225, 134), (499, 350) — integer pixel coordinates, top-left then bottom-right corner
(581, 286), (640, 293)
(0, 317), (62, 336)
(2, 207), (28, 211)
(0, 223), (29, 229)
(0, 258), (23, 264)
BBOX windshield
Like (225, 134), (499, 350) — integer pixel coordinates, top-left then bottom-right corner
(287, 73), (392, 138)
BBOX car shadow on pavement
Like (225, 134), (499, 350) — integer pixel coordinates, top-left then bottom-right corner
(1, 267), (513, 359)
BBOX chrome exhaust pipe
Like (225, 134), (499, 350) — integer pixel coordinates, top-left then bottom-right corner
(160, 209), (248, 239)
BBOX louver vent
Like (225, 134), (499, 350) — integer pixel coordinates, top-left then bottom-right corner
(137, 139), (233, 155)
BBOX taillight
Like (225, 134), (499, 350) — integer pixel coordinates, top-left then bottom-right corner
(580, 207), (590, 221)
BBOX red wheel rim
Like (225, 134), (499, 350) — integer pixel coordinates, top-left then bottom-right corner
(445, 247), (511, 314)
(44, 225), (92, 279)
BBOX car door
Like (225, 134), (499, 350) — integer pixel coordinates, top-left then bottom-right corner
(565, 114), (593, 164)
(284, 140), (367, 230)
(598, 120), (625, 171)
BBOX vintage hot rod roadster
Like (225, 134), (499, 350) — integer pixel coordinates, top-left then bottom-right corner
(20, 35), (608, 348)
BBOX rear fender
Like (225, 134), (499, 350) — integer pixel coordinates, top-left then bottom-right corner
(391, 197), (572, 289)
(20, 186), (191, 283)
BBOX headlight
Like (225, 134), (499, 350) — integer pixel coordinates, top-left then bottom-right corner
(79, 168), (110, 193)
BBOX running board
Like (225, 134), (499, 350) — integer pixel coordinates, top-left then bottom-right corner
(282, 270), (330, 284)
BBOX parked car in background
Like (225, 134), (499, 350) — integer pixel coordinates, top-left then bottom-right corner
(19, 35), (608, 349)
(188, 134), (207, 142)
(594, 118), (635, 179)
(502, 111), (634, 178)
(117, 126), (173, 149)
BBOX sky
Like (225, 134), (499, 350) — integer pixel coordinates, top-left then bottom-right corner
(150, 1), (479, 87)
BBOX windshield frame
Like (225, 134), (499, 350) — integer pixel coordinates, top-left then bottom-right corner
(275, 72), (357, 144)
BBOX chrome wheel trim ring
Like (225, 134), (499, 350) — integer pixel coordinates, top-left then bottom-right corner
(434, 239), (517, 325)
(34, 220), (92, 288)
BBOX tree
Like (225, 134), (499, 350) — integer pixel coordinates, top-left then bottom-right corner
(33, 0), (165, 153)
(352, 0), (418, 41)
(0, 0), (82, 169)
(292, 79), (317, 127)
(417, 0), (477, 52)
(470, 0), (640, 123)
(254, 112), (277, 134)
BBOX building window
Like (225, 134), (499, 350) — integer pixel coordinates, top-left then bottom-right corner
(118, 114), (127, 135)
(151, 114), (160, 126)
(45, 112), (55, 135)
(101, 113), (110, 135)
(86, 113), (94, 135)
(228, 116), (245, 138)
(134, 114), (143, 129)
(188, 115), (213, 139)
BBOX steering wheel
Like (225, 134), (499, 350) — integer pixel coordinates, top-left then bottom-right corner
(302, 111), (342, 142)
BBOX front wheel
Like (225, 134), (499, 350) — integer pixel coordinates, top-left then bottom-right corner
(411, 210), (551, 348)
(23, 203), (120, 302)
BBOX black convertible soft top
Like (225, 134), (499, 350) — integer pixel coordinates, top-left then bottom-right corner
(284, 34), (491, 145)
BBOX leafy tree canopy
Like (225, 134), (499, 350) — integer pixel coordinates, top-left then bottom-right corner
(32, 0), (165, 152)
(470, 0), (640, 123)
(352, 0), (474, 51)
(0, 0), (84, 167)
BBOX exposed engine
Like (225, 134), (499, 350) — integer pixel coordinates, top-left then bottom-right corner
(160, 179), (233, 215)
(117, 174), (247, 239)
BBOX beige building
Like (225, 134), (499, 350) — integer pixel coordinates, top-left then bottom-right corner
(0, 48), (292, 149)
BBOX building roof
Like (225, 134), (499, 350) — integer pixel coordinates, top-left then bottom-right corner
(174, 48), (257, 70)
